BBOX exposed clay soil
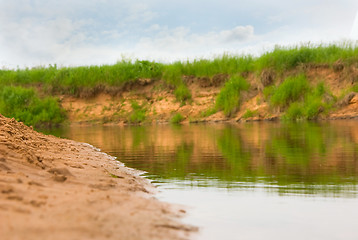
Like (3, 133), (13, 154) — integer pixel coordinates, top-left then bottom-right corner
(0, 114), (197, 240)
(60, 65), (358, 125)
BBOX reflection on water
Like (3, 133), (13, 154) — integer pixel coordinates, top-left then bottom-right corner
(49, 121), (358, 197)
(47, 121), (358, 240)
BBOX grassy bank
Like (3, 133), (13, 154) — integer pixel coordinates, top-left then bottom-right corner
(0, 43), (357, 126)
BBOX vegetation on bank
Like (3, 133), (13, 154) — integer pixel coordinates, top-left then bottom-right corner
(215, 76), (250, 117)
(0, 43), (357, 125)
(170, 113), (185, 124)
(0, 86), (65, 127)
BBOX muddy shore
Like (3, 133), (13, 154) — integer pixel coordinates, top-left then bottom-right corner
(0, 114), (197, 240)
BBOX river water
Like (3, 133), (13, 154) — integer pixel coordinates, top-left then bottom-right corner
(48, 121), (358, 240)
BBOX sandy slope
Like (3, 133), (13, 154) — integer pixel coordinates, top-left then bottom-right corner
(0, 114), (197, 240)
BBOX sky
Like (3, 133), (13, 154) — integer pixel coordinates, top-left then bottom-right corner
(1, 0), (358, 68)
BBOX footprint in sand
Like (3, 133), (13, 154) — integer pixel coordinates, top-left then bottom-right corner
(47, 167), (73, 182)
(0, 163), (11, 171)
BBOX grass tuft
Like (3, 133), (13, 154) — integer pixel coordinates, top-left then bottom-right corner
(170, 113), (185, 124)
(215, 76), (250, 116)
(174, 84), (192, 104)
(270, 75), (310, 107)
(128, 101), (147, 124)
(242, 109), (258, 119)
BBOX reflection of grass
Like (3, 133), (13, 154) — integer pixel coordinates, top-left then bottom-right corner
(217, 127), (252, 176)
(50, 123), (358, 196)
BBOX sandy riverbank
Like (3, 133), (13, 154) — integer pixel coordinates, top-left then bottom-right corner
(0, 114), (197, 240)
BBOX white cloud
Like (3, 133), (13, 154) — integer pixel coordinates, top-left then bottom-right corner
(137, 25), (254, 52)
(351, 11), (358, 39)
(1, 0), (358, 67)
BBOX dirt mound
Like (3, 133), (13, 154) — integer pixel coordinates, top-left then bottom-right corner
(0, 114), (197, 240)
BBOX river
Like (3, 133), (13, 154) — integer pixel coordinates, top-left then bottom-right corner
(47, 121), (358, 240)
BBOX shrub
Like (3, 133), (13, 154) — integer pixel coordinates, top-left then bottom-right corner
(174, 84), (192, 104)
(284, 102), (304, 120)
(0, 86), (65, 127)
(201, 107), (217, 117)
(128, 101), (146, 124)
(263, 85), (276, 100)
(242, 109), (257, 119)
(170, 113), (185, 124)
(270, 75), (310, 107)
(352, 84), (358, 93)
(215, 76), (250, 116)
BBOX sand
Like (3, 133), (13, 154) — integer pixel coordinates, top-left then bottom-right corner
(0, 114), (197, 240)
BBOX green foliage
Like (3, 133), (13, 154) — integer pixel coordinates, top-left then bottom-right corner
(174, 84), (192, 104)
(352, 84), (358, 92)
(242, 109), (258, 119)
(256, 43), (358, 72)
(170, 113), (185, 124)
(215, 76), (250, 116)
(179, 54), (255, 77)
(263, 85), (276, 100)
(162, 62), (183, 87)
(284, 102), (305, 120)
(128, 101), (146, 124)
(0, 86), (65, 127)
(201, 107), (217, 117)
(283, 82), (334, 120)
(271, 75), (310, 107)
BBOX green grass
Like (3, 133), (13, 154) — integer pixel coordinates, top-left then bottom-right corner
(170, 113), (185, 124)
(270, 75), (310, 107)
(0, 43), (356, 90)
(282, 82), (335, 120)
(242, 109), (258, 119)
(0, 43), (357, 124)
(256, 42), (358, 72)
(174, 84), (192, 104)
(128, 101), (147, 124)
(215, 76), (250, 117)
(0, 86), (65, 127)
(352, 84), (358, 92)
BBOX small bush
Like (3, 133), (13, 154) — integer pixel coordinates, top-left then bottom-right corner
(215, 76), (250, 116)
(201, 107), (217, 117)
(242, 109), (257, 119)
(170, 113), (185, 124)
(128, 101), (146, 124)
(162, 63), (183, 87)
(271, 75), (310, 107)
(284, 102), (305, 120)
(263, 85), (276, 100)
(352, 84), (358, 92)
(174, 84), (192, 104)
(0, 86), (65, 127)
(283, 82), (333, 120)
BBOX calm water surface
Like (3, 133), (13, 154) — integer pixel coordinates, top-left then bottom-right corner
(48, 121), (358, 240)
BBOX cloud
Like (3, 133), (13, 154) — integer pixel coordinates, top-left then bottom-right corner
(1, 0), (358, 67)
(351, 11), (358, 39)
(137, 25), (255, 52)
(221, 26), (255, 42)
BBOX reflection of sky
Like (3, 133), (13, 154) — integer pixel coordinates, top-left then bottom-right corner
(1, 0), (358, 67)
(158, 187), (358, 240)
(50, 122), (358, 239)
